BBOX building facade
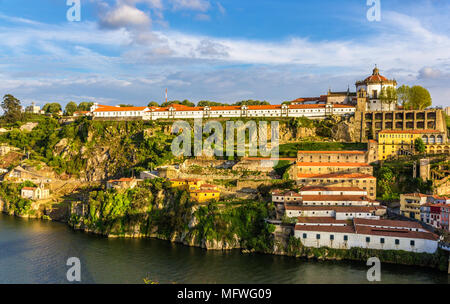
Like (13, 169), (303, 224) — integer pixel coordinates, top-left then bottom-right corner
(400, 193), (429, 220)
(294, 218), (438, 254)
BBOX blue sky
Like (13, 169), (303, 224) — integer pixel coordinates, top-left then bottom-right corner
(0, 0), (449, 108)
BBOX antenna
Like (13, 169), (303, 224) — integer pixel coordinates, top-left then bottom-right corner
(165, 88), (168, 103)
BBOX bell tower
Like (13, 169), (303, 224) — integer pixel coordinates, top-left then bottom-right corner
(356, 88), (367, 112)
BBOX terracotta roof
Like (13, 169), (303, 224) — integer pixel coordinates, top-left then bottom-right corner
(297, 150), (366, 155)
(297, 162), (371, 167)
(402, 193), (429, 198)
(294, 225), (355, 233)
(108, 178), (136, 183)
(190, 190), (220, 194)
(94, 106), (148, 112)
(379, 130), (442, 134)
(296, 217), (349, 224)
(297, 173), (376, 179)
(353, 218), (423, 229)
(301, 195), (371, 202)
(299, 186), (365, 192)
(285, 205), (379, 212)
(22, 187), (36, 191)
(354, 225), (438, 241)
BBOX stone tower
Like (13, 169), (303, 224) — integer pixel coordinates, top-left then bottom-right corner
(419, 158), (431, 181)
(356, 88), (367, 112)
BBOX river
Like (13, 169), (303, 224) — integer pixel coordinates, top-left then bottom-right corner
(0, 214), (448, 284)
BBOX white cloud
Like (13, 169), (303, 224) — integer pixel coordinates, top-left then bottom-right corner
(99, 4), (151, 29)
(418, 67), (442, 79)
(170, 0), (211, 12)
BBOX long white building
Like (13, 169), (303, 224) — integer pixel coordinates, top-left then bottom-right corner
(294, 218), (439, 254)
(90, 103), (355, 120)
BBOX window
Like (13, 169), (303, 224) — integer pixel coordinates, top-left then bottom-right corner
(330, 235), (334, 240)
(316, 234), (321, 240)
(344, 235), (348, 241)
(380, 238), (385, 244)
(366, 237), (371, 243)
(303, 233), (307, 239)
(395, 239), (400, 245)
(410, 240), (415, 246)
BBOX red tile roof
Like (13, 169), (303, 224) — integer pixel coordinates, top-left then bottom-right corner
(297, 162), (371, 167)
(297, 173), (376, 179)
(301, 195), (371, 202)
(353, 218), (423, 229)
(22, 187), (36, 191)
(296, 217), (349, 224)
(379, 130), (442, 134)
(297, 150), (366, 155)
(299, 186), (365, 192)
(285, 205), (379, 212)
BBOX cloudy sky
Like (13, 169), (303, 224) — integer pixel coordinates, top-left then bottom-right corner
(0, 0), (449, 108)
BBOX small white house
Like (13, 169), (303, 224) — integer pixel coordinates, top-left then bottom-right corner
(21, 183), (50, 200)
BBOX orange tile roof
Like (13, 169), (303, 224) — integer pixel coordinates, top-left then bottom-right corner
(299, 186), (365, 192)
(297, 162), (371, 167)
(294, 225), (355, 233)
(301, 195), (370, 202)
(296, 217), (349, 224)
(297, 173), (376, 179)
(379, 130), (442, 134)
(353, 218), (423, 229)
(94, 106), (148, 112)
(297, 150), (366, 155)
(22, 187), (37, 191)
(285, 205), (379, 212)
(190, 190), (220, 194)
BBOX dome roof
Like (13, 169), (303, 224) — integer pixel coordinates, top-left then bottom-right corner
(356, 66), (397, 85)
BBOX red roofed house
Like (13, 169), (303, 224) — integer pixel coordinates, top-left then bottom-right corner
(294, 217), (438, 254)
(21, 183), (50, 200)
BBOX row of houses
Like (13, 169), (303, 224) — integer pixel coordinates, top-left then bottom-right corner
(293, 147), (378, 199)
(169, 178), (220, 203)
(272, 186), (439, 253)
(400, 193), (450, 231)
(89, 102), (356, 120)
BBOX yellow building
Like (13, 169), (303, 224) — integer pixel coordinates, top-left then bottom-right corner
(189, 190), (220, 203)
(400, 193), (428, 220)
(378, 130), (444, 160)
(169, 178), (205, 191)
(169, 179), (188, 189)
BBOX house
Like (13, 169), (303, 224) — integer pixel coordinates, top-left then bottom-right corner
(400, 193), (429, 220)
(378, 130), (446, 160)
(189, 189), (220, 203)
(21, 183), (50, 200)
(106, 178), (138, 190)
(90, 102), (356, 121)
(296, 173), (377, 200)
(285, 205), (384, 220)
(294, 218), (438, 254)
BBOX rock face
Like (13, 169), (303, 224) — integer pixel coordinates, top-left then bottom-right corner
(331, 116), (360, 142)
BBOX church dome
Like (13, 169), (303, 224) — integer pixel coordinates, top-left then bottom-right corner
(356, 66), (397, 86)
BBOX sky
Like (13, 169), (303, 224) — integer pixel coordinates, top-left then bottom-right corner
(0, 0), (449, 108)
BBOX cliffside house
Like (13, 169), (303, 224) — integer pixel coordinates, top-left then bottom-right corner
(106, 178), (138, 190)
(21, 183), (50, 200)
(294, 218), (439, 254)
(400, 193), (429, 220)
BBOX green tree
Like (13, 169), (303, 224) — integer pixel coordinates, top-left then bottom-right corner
(397, 85), (411, 108)
(65, 101), (78, 116)
(77, 102), (94, 111)
(147, 101), (159, 107)
(119, 104), (134, 107)
(1, 94), (23, 123)
(377, 166), (396, 201)
(43, 103), (62, 114)
(414, 138), (426, 154)
(380, 87), (398, 110)
(409, 86), (432, 110)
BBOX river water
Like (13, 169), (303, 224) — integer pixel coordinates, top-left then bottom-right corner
(0, 214), (448, 284)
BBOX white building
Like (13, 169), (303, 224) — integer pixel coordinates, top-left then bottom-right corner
(298, 186), (367, 197)
(90, 102), (356, 121)
(294, 218), (438, 254)
(285, 205), (384, 220)
(20, 184), (50, 200)
(355, 66), (397, 111)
